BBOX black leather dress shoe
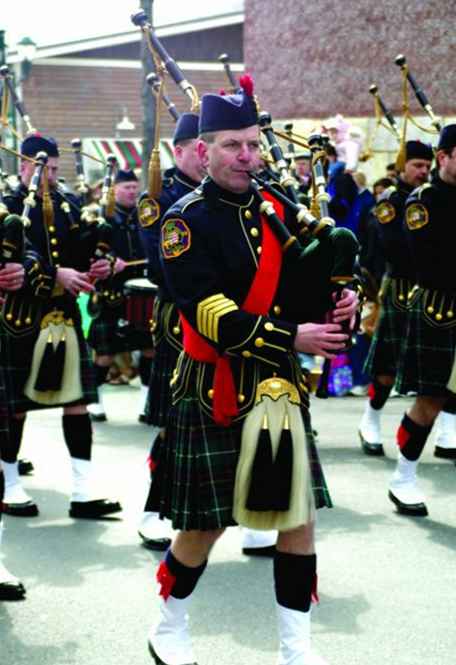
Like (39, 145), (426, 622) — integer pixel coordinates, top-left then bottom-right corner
(69, 499), (122, 519)
(138, 532), (171, 552)
(1, 501), (39, 517)
(242, 545), (276, 557)
(89, 413), (107, 423)
(388, 490), (428, 517)
(359, 431), (385, 456)
(148, 640), (197, 665)
(434, 445), (456, 460)
(0, 580), (26, 601)
(18, 459), (34, 476)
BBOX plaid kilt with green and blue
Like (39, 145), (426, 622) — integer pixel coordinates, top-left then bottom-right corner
(1, 296), (97, 414)
(364, 276), (415, 379)
(396, 286), (456, 396)
(146, 300), (182, 427)
(149, 389), (332, 531)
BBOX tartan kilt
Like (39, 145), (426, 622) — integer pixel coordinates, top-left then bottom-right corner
(396, 286), (456, 396)
(146, 299), (182, 427)
(148, 392), (332, 531)
(364, 277), (414, 378)
(87, 304), (153, 356)
(1, 297), (98, 414)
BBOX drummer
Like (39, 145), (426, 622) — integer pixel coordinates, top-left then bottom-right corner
(88, 169), (154, 422)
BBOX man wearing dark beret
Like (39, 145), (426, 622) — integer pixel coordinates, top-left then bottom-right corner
(137, 112), (204, 551)
(359, 140), (437, 457)
(145, 78), (358, 665)
(385, 125), (456, 517)
(0, 134), (121, 520)
(87, 167), (154, 423)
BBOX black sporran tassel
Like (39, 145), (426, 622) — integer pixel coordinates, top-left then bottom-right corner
(272, 413), (293, 511)
(34, 333), (57, 391)
(52, 332), (66, 391)
(246, 414), (275, 511)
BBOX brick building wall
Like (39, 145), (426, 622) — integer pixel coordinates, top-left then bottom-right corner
(21, 64), (230, 183)
(245, 0), (455, 119)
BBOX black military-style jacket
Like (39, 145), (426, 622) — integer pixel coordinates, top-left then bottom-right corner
(105, 202), (145, 291)
(404, 172), (456, 291)
(4, 183), (95, 300)
(138, 166), (200, 293)
(374, 178), (415, 280)
(159, 176), (315, 420)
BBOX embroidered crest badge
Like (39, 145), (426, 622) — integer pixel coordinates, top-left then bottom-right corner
(161, 219), (191, 259)
(375, 201), (396, 224)
(138, 198), (160, 228)
(406, 203), (429, 231)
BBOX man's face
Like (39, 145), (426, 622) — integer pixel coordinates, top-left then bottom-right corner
(295, 158), (311, 178)
(402, 158), (431, 188)
(198, 125), (261, 194)
(115, 181), (139, 208)
(438, 147), (456, 185)
(20, 156), (59, 189)
(174, 139), (205, 183)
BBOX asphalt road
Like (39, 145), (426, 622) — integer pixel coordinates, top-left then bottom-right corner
(1, 385), (455, 665)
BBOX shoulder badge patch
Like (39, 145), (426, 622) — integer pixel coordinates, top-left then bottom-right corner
(375, 201), (396, 224)
(161, 218), (191, 259)
(406, 203), (429, 231)
(138, 197), (160, 228)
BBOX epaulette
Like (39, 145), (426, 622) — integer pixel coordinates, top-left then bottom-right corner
(181, 189), (204, 213)
(415, 182), (433, 200)
(377, 185), (397, 202)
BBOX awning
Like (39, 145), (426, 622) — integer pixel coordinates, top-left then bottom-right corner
(81, 137), (175, 179)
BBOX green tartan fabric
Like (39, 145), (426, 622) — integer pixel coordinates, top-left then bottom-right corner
(0, 296), (98, 414)
(396, 286), (456, 396)
(149, 392), (332, 531)
(87, 305), (153, 356)
(364, 277), (414, 379)
(146, 300), (182, 427)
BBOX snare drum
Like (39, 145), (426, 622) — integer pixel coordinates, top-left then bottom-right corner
(123, 278), (158, 331)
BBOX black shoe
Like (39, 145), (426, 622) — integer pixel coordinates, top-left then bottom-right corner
(358, 430), (385, 456)
(242, 545), (276, 557)
(434, 445), (456, 460)
(388, 490), (428, 517)
(148, 640), (197, 665)
(1, 501), (39, 517)
(138, 413), (151, 424)
(0, 580), (26, 601)
(69, 499), (122, 519)
(138, 531), (171, 552)
(89, 413), (107, 423)
(18, 459), (34, 476)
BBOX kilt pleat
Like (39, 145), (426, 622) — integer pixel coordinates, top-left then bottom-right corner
(364, 277), (412, 379)
(397, 287), (456, 395)
(146, 340), (180, 427)
(87, 305), (153, 356)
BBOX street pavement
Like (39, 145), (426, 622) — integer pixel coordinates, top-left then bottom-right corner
(1, 384), (455, 665)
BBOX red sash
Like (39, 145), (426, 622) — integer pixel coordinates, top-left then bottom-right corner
(181, 193), (285, 426)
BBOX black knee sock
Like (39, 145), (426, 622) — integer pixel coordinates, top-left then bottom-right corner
(443, 394), (456, 415)
(1, 418), (26, 464)
(274, 552), (316, 613)
(368, 379), (393, 410)
(0, 470), (4, 505)
(95, 364), (110, 387)
(62, 414), (92, 460)
(397, 413), (432, 461)
(139, 355), (152, 386)
(157, 549), (207, 601)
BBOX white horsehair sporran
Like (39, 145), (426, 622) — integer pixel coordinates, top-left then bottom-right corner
(233, 377), (315, 531)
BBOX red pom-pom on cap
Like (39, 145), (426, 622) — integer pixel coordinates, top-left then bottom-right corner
(239, 74), (254, 97)
(218, 88), (226, 96)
